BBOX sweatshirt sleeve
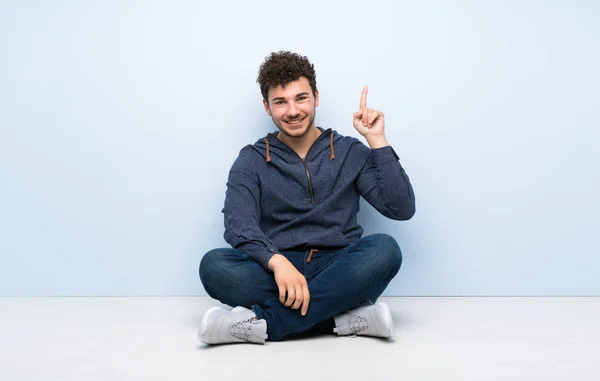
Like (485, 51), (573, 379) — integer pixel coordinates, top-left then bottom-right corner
(221, 150), (279, 269)
(355, 145), (416, 220)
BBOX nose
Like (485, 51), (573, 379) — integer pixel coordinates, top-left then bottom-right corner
(287, 102), (299, 117)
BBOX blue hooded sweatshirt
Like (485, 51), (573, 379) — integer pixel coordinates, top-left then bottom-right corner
(222, 127), (416, 269)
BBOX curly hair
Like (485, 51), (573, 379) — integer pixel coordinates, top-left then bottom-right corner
(257, 51), (317, 103)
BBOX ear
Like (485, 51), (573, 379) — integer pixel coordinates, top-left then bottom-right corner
(314, 89), (319, 107)
(263, 99), (272, 116)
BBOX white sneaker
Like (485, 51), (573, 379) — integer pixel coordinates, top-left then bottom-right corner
(333, 302), (395, 338)
(198, 306), (268, 344)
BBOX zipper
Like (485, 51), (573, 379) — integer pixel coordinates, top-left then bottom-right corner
(302, 158), (315, 205)
(266, 129), (331, 205)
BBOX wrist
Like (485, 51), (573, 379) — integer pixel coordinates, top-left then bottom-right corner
(366, 135), (389, 149)
(267, 253), (288, 272)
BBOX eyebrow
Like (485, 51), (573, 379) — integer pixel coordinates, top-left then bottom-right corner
(271, 92), (310, 102)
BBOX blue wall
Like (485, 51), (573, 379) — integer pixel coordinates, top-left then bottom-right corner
(1, 0), (599, 296)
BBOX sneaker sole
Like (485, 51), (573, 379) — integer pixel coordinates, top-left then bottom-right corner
(198, 306), (223, 343)
(376, 302), (395, 337)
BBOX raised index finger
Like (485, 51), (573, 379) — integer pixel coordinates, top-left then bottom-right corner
(360, 85), (368, 110)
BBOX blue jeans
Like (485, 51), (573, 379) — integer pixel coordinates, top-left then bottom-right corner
(199, 233), (402, 341)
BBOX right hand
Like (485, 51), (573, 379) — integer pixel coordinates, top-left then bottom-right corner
(268, 254), (310, 316)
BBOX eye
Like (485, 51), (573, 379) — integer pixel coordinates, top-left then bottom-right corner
(298, 96), (308, 101)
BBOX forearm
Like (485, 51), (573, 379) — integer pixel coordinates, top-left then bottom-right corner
(223, 162), (280, 269)
(224, 223), (279, 269)
(374, 158), (416, 219)
(358, 145), (416, 220)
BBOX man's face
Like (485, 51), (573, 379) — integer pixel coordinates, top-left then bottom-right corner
(263, 76), (319, 139)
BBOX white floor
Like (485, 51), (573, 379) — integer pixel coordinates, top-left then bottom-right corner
(0, 297), (599, 381)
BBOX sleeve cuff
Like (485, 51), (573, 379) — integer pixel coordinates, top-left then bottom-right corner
(369, 145), (400, 164)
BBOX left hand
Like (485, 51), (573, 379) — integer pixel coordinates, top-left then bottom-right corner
(353, 85), (385, 138)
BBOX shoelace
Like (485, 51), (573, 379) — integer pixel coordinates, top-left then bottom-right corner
(230, 318), (258, 341)
(346, 314), (369, 335)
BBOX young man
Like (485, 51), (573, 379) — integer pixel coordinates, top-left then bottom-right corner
(198, 51), (416, 344)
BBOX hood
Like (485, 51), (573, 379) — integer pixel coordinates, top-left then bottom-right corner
(252, 127), (343, 164)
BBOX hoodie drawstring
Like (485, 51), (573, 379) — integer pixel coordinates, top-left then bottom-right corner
(263, 138), (271, 162)
(329, 133), (335, 160)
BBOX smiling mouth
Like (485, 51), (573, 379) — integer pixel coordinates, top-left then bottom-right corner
(285, 117), (304, 126)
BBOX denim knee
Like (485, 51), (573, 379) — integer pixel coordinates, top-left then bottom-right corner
(199, 248), (225, 297)
(370, 233), (403, 276)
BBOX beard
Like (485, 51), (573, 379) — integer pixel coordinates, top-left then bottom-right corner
(273, 112), (316, 139)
